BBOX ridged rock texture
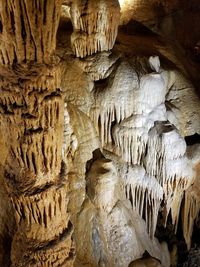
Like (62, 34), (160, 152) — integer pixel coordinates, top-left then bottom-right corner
(70, 0), (120, 58)
(0, 0), (200, 267)
(0, 0), (74, 266)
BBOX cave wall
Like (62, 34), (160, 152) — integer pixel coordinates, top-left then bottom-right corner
(0, 1), (200, 266)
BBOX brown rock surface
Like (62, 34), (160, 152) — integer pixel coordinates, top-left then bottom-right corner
(0, 1), (200, 267)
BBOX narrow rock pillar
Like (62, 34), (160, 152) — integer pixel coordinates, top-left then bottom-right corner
(0, 1), (74, 266)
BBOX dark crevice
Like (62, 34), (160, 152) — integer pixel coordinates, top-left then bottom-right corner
(32, 152), (37, 174)
(10, 10), (15, 32)
(49, 203), (52, 219)
(32, 220), (73, 251)
(111, 121), (116, 145)
(26, 153), (30, 169)
(85, 148), (105, 174)
(13, 48), (18, 64)
(4, 170), (35, 195)
(25, 127), (43, 135)
(0, 102), (25, 114)
(21, 113), (37, 119)
(93, 58), (121, 93)
(27, 182), (54, 196)
(142, 190), (147, 222)
(94, 76), (110, 87)
(43, 208), (47, 228)
(41, 33), (44, 56)
(0, 18), (3, 33)
(129, 187), (133, 206)
(56, 104), (59, 119)
(58, 15), (73, 32)
(42, 136), (47, 171)
(60, 160), (67, 181)
(20, 203), (26, 220)
(37, 210), (42, 225)
(176, 204), (189, 265)
(35, 13), (38, 26)
(52, 2), (56, 25)
(43, 0), (47, 24)
(43, 90), (62, 100)
(0, 103), (14, 115)
(12, 102), (24, 109)
(185, 133), (200, 146)
(1, 234), (12, 267)
(192, 213), (200, 246)
(20, 13), (27, 41)
(98, 116), (102, 143)
(119, 19), (158, 36)
(20, 145), (25, 165)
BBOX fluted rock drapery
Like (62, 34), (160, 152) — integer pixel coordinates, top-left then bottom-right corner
(70, 0), (120, 58)
(0, 1), (74, 266)
(1, 0), (200, 266)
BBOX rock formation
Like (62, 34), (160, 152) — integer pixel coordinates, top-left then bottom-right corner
(0, 1), (74, 266)
(0, 0), (200, 266)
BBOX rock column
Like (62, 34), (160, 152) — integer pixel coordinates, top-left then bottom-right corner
(0, 1), (74, 266)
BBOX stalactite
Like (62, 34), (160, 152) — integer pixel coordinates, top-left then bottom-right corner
(0, 1), (74, 266)
(113, 115), (152, 164)
(0, 0), (200, 264)
(91, 57), (167, 165)
(0, 0), (62, 65)
(0, 70), (75, 265)
(76, 51), (119, 82)
(145, 122), (194, 231)
(70, 0), (120, 58)
(123, 166), (163, 237)
(183, 190), (200, 250)
(90, 60), (139, 148)
(182, 145), (200, 249)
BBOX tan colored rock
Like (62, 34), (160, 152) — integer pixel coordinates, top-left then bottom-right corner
(0, 1), (200, 266)
(76, 51), (120, 81)
(74, 157), (170, 267)
(129, 257), (162, 267)
(165, 70), (200, 137)
(0, 0), (62, 65)
(0, 177), (14, 267)
(70, 0), (120, 57)
(182, 144), (200, 249)
(0, 1), (74, 266)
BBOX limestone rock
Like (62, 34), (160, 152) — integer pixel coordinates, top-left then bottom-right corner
(182, 144), (200, 249)
(129, 257), (162, 267)
(70, 0), (120, 57)
(165, 71), (200, 136)
(0, 1), (200, 267)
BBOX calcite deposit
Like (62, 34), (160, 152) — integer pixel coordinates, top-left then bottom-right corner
(0, 0), (200, 267)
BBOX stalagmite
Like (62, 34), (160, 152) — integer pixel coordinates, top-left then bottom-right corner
(0, 0), (200, 266)
(75, 157), (170, 267)
(66, 103), (99, 221)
